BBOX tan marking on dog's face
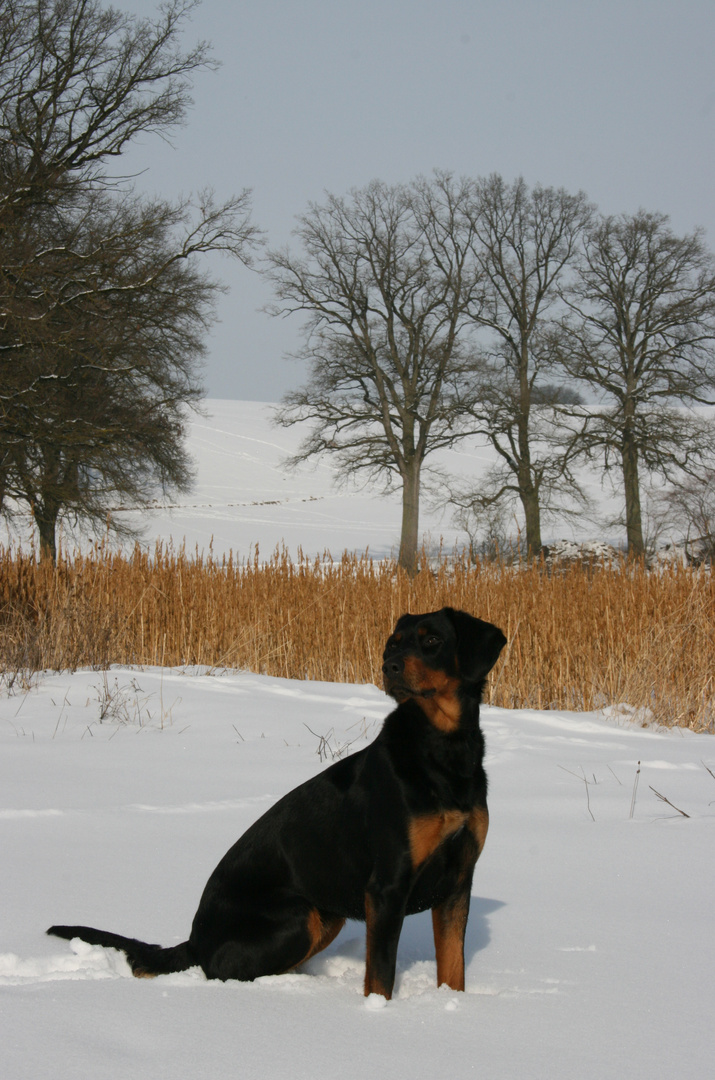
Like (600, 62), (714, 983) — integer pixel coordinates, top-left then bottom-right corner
(408, 809), (469, 870)
(400, 657), (462, 733)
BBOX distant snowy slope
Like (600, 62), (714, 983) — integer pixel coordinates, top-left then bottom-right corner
(7, 399), (714, 560)
(115, 400), (618, 560)
(130, 400), (413, 559)
(120, 400), (491, 559)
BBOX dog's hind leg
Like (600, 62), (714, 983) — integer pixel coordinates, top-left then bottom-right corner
(294, 911), (346, 967)
(199, 906), (344, 982)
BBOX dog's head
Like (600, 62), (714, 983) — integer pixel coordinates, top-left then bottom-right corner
(381, 608), (506, 731)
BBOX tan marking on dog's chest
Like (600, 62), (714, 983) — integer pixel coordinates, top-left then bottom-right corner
(467, 805), (489, 856)
(408, 809), (469, 869)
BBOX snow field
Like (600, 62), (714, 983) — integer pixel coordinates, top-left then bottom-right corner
(1, 667), (713, 1080)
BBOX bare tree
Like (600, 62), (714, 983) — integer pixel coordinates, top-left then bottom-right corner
(0, 0), (211, 216)
(657, 474), (715, 564)
(0, 0), (259, 559)
(1, 186), (255, 560)
(267, 174), (483, 574)
(459, 175), (594, 554)
(557, 210), (715, 557)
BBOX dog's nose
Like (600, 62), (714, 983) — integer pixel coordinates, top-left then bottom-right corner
(382, 656), (403, 677)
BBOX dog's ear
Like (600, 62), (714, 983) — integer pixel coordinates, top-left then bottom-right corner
(392, 612), (413, 634)
(443, 608), (507, 683)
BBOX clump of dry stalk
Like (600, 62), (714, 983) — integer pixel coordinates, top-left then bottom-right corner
(1, 543), (713, 731)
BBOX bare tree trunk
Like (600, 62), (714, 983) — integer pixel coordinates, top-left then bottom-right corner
(398, 460), (421, 576)
(519, 480), (542, 556)
(34, 502), (59, 563)
(517, 402), (542, 555)
(621, 428), (644, 557)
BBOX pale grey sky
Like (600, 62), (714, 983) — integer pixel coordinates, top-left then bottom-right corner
(121, 0), (715, 401)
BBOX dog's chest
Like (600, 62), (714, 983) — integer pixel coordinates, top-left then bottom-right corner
(407, 805), (488, 870)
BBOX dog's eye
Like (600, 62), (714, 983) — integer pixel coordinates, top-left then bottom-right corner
(423, 634), (440, 648)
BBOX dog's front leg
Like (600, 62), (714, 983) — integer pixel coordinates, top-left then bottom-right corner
(431, 809), (486, 991)
(364, 886), (407, 999)
(431, 889), (471, 991)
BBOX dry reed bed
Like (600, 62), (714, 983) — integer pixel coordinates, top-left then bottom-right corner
(1, 544), (713, 731)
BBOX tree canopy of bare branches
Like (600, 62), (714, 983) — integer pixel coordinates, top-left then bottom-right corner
(457, 175), (594, 554)
(268, 174), (483, 574)
(557, 210), (715, 556)
(0, 0), (259, 559)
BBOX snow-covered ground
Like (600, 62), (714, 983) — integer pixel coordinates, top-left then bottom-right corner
(2, 399), (627, 559)
(2, 668), (713, 1080)
(132, 400), (630, 559)
(1, 399), (713, 1078)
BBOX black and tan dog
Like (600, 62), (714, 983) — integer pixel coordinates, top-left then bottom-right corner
(48, 607), (506, 999)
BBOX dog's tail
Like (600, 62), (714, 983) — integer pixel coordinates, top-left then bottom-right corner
(47, 924), (196, 978)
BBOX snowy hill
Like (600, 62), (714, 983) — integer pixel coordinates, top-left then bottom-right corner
(126, 399), (625, 560)
(124, 398), (507, 559)
(4, 398), (628, 559)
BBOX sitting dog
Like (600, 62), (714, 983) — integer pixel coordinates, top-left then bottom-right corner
(48, 607), (506, 999)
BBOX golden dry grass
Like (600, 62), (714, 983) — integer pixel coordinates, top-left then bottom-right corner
(1, 543), (713, 731)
